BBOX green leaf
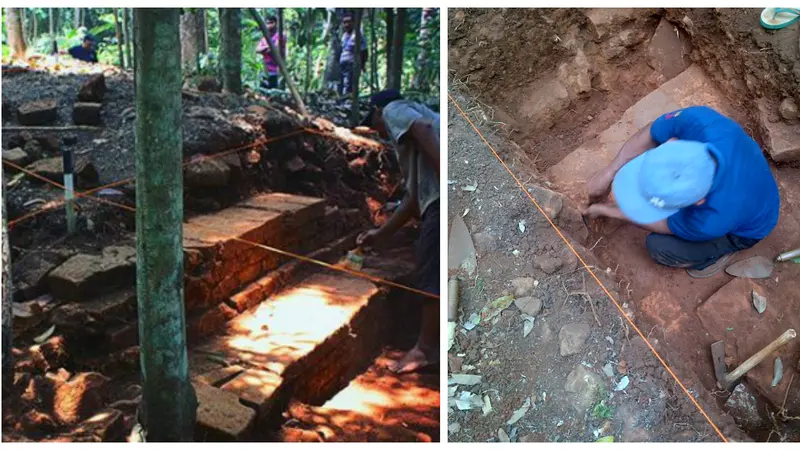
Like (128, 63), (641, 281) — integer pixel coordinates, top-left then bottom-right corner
(596, 436), (614, 443)
(726, 327), (734, 332)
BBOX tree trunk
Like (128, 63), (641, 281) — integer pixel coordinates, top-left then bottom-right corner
(6, 8), (27, 61)
(74, 8), (80, 29)
(113, 9), (125, 67)
(218, 8), (242, 94)
(304, 8), (313, 98)
(123, 9), (132, 68)
(49, 8), (57, 55)
(32, 9), (38, 42)
(388, 8), (406, 91)
(413, 8), (434, 91)
(134, 8), (197, 442)
(350, 9), (363, 127)
(369, 9), (378, 94)
(180, 9), (204, 74)
(384, 8), (394, 89)
(323, 8), (341, 92)
(249, 8), (308, 115)
(201, 10), (208, 54)
(277, 9), (285, 64)
(2, 187), (13, 407)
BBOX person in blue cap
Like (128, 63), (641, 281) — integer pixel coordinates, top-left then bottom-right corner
(68, 34), (99, 63)
(583, 106), (780, 278)
(358, 89), (440, 373)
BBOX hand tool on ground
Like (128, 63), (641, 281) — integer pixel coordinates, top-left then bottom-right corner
(447, 277), (459, 351)
(776, 247), (800, 263)
(724, 255), (774, 278)
(711, 328), (796, 390)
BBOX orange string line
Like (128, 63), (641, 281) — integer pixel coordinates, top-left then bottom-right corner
(449, 92), (727, 443)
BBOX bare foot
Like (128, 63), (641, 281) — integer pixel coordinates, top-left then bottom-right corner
(388, 346), (437, 374)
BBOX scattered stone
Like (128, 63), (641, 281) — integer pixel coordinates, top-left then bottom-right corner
(647, 18), (692, 83)
(515, 296), (542, 316)
(285, 155), (306, 172)
(724, 384), (764, 428)
(602, 362), (615, 378)
(614, 375), (630, 391)
(21, 409), (59, 435)
(30, 336), (70, 372)
(752, 290), (767, 314)
(760, 101), (800, 162)
(472, 232), (498, 255)
(26, 156), (99, 185)
(23, 138), (44, 161)
(2, 147), (30, 167)
(194, 382), (256, 440)
(185, 158), (231, 188)
(18, 99), (58, 126)
(557, 49), (592, 98)
(47, 246), (136, 301)
(13, 253), (68, 301)
(448, 422), (461, 434)
(77, 74), (107, 103)
(37, 134), (61, 153)
(510, 277), (535, 297)
(519, 77), (570, 126)
(53, 372), (110, 425)
(72, 408), (126, 442)
(534, 254), (562, 275)
(559, 322), (592, 356)
(585, 8), (636, 41)
(779, 98), (799, 121)
(449, 374), (482, 386)
(73, 102), (102, 126)
(772, 357), (783, 387)
(564, 364), (604, 412)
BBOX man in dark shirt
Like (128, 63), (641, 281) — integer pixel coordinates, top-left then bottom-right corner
(68, 35), (98, 63)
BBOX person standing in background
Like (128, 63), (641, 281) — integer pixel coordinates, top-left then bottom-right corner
(339, 13), (368, 96)
(256, 15), (287, 89)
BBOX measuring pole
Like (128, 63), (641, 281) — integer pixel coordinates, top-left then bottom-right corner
(62, 148), (75, 234)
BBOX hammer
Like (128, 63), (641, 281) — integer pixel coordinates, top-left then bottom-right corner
(711, 328), (796, 390)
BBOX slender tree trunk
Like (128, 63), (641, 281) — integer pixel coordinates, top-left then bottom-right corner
(413, 8), (434, 91)
(277, 9), (285, 63)
(180, 9), (204, 74)
(350, 9), (363, 127)
(249, 8), (308, 115)
(74, 8), (80, 29)
(33, 10), (38, 42)
(388, 8), (405, 91)
(304, 8), (313, 98)
(384, 8), (394, 89)
(2, 187), (13, 409)
(134, 8), (197, 442)
(369, 9), (378, 94)
(218, 8), (242, 94)
(202, 9), (209, 54)
(123, 9), (132, 68)
(6, 8), (27, 61)
(49, 8), (57, 55)
(323, 8), (341, 92)
(80, 8), (86, 28)
(114, 9), (125, 67)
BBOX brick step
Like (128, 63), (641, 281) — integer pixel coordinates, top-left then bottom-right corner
(187, 251), (418, 441)
(183, 192), (363, 314)
(277, 350), (440, 442)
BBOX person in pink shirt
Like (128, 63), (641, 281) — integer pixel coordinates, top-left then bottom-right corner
(256, 16), (287, 89)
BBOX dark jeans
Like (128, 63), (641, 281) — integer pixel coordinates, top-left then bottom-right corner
(416, 200), (440, 296)
(261, 73), (279, 89)
(645, 233), (760, 270)
(340, 60), (354, 96)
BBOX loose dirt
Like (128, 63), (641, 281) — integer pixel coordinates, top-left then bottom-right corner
(448, 7), (800, 443)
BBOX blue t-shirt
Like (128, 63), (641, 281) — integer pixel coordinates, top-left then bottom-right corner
(650, 106), (779, 241)
(68, 45), (98, 63)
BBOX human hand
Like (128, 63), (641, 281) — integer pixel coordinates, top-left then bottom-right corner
(356, 229), (383, 248)
(586, 167), (614, 205)
(581, 203), (610, 221)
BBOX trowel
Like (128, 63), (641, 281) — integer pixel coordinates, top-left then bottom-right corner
(448, 214), (477, 276)
(724, 256), (774, 279)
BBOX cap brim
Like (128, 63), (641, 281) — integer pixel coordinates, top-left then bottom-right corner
(612, 154), (679, 225)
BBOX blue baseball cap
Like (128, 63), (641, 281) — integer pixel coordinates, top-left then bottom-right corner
(612, 140), (717, 224)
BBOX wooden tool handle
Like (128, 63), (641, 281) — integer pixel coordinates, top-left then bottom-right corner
(448, 278), (459, 321)
(725, 329), (796, 384)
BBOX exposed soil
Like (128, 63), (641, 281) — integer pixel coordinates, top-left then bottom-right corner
(448, 7), (800, 443)
(2, 61), (433, 442)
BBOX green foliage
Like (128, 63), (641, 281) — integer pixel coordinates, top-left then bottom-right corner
(592, 399), (614, 420)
